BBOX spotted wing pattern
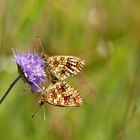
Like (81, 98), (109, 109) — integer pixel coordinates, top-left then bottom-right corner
(42, 81), (82, 107)
(47, 56), (85, 80)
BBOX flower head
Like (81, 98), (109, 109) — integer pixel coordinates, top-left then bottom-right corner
(13, 50), (46, 93)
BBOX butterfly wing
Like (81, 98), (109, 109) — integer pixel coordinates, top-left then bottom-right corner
(42, 81), (83, 107)
(47, 56), (85, 80)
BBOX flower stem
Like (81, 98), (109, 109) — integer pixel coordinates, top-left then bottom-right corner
(0, 75), (21, 104)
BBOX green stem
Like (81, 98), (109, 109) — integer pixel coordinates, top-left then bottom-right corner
(0, 75), (21, 104)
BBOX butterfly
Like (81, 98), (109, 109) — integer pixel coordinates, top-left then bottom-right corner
(39, 54), (85, 107)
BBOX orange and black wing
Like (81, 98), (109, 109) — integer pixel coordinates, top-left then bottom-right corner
(42, 81), (82, 107)
(47, 56), (85, 81)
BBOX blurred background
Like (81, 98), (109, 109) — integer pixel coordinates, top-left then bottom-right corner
(0, 0), (140, 140)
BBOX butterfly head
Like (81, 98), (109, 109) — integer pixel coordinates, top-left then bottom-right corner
(39, 93), (47, 105)
(41, 52), (49, 61)
(39, 99), (45, 105)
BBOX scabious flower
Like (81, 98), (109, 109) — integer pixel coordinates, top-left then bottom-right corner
(13, 50), (46, 93)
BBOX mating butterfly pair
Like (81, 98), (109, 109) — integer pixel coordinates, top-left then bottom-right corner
(39, 54), (85, 107)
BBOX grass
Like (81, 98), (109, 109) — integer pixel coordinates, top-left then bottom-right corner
(0, 0), (140, 140)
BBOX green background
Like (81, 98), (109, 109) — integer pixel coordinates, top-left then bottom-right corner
(0, 0), (140, 140)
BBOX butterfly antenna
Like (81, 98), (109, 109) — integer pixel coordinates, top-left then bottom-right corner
(0, 75), (21, 104)
(32, 105), (42, 118)
(36, 36), (44, 52)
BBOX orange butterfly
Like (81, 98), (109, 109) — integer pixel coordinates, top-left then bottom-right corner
(39, 54), (85, 107)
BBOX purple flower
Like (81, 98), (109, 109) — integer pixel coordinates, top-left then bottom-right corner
(13, 50), (46, 93)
